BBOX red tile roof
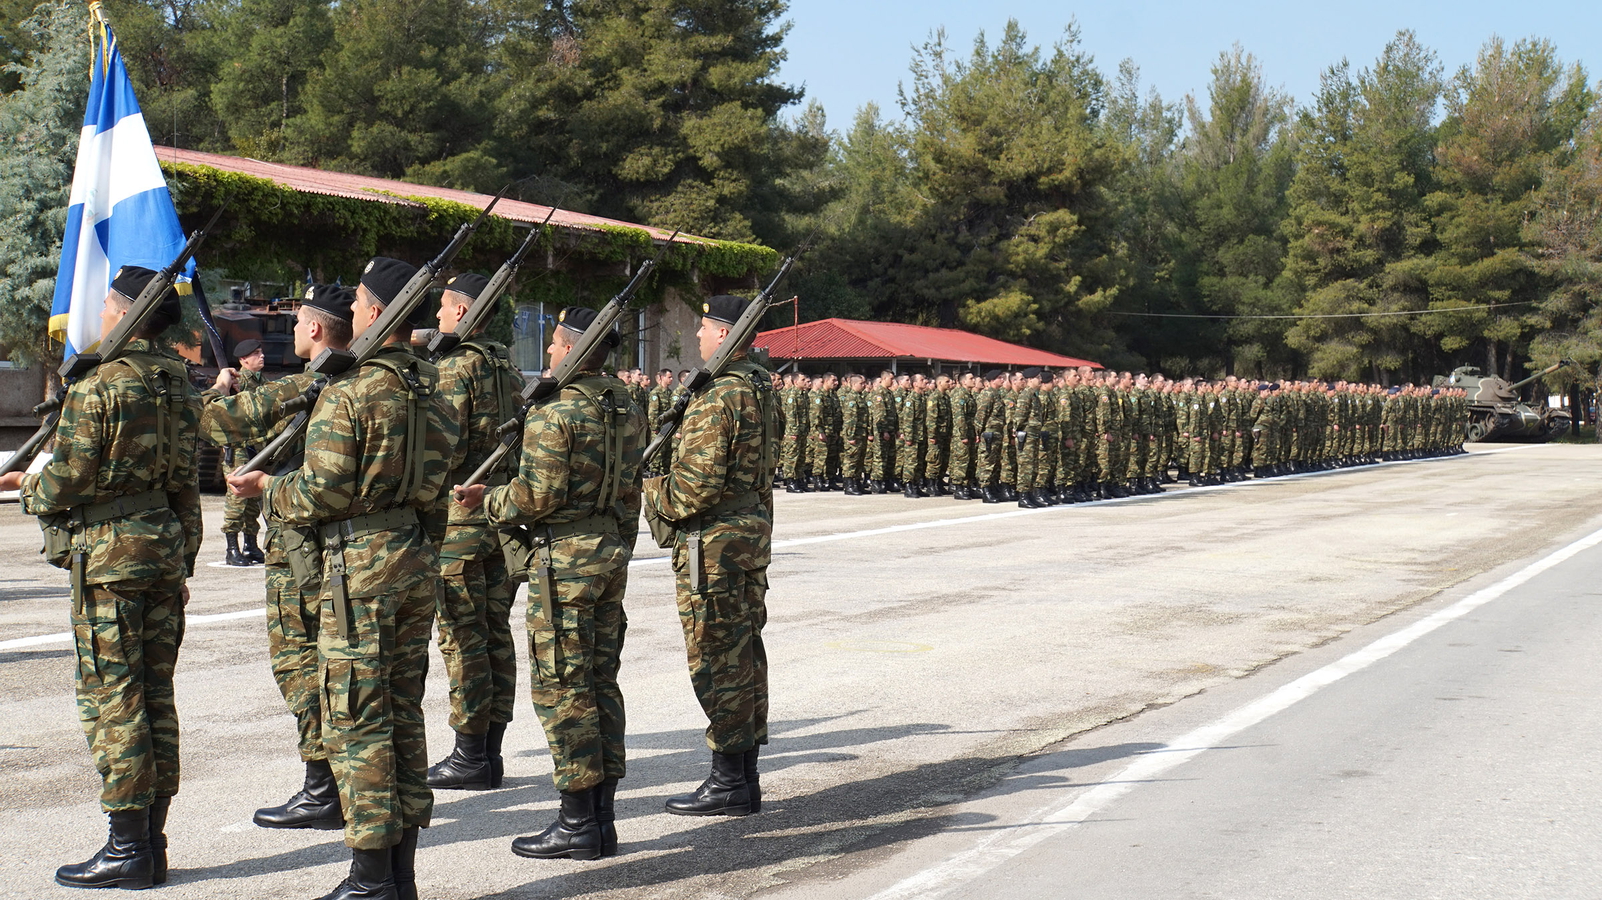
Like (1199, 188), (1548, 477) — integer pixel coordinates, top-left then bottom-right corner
(154, 146), (707, 244)
(754, 318), (1101, 368)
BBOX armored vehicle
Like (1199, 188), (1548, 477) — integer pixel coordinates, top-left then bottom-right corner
(1433, 360), (1572, 442)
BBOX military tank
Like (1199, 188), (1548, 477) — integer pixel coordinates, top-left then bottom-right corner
(1433, 360), (1573, 442)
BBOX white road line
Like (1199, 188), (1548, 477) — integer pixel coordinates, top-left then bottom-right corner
(862, 519), (1602, 900)
(0, 447), (1543, 652)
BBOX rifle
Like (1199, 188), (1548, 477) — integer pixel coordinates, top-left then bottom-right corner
(457, 231), (680, 491)
(1, 203), (229, 480)
(427, 206), (558, 361)
(641, 245), (807, 467)
(234, 181), (519, 477)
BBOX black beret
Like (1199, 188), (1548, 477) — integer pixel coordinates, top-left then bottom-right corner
(300, 284), (356, 322)
(1039, 370), (1055, 382)
(702, 294), (751, 326)
(557, 306), (620, 347)
(983, 369), (1003, 380)
(110, 265), (182, 332)
(1257, 383), (1271, 391)
(233, 339), (262, 359)
(443, 272), (491, 301)
(360, 257), (416, 308)
(1020, 367), (1042, 379)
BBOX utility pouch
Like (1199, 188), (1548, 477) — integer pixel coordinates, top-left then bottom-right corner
(498, 525), (534, 582)
(281, 527), (324, 590)
(645, 507), (677, 549)
(40, 512), (72, 569)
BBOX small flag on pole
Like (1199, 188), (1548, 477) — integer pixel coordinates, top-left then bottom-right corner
(50, 1), (192, 356)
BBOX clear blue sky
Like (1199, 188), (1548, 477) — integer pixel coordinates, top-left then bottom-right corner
(778, 0), (1600, 129)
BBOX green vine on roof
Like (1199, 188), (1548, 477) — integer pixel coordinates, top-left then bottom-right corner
(160, 161), (776, 305)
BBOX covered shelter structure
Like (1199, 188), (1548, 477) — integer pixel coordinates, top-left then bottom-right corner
(754, 317), (1101, 375)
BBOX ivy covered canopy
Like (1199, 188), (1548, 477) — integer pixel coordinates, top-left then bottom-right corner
(159, 152), (780, 311)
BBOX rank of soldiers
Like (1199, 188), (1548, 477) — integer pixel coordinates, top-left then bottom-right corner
(729, 367), (1468, 507)
(1, 255), (776, 899)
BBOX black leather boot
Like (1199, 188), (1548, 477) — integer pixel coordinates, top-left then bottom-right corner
(390, 828), (419, 900)
(254, 759), (344, 829)
(242, 532), (266, 565)
(224, 532), (247, 567)
(485, 721), (507, 788)
(427, 729), (493, 790)
(786, 478), (805, 493)
(150, 795), (171, 885)
(664, 751), (752, 817)
(743, 747), (761, 813)
(594, 778), (619, 857)
(510, 790), (603, 860)
(316, 848), (396, 900)
(902, 482), (919, 498)
(980, 484), (999, 503)
(56, 808), (154, 890)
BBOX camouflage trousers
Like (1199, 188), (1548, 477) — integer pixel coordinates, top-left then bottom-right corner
(925, 432), (949, 483)
(979, 432), (1002, 485)
(840, 436), (866, 480)
(529, 565), (628, 793)
(780, 431), (807, 480)
(1054, 437), (1078, 486)
(865, 430), (889, 481)
(74, 578), (184, 812)
(223, 489), (261, 537)
(807, 432), (832, 479)
(1016, 434), (1045, 490)
(948, 430), (973, 484)
(674, 566), (769, 754)
(896, 434), (925, 485)
(320, 578), (435, 850)
(1096, 433), (1119, 484)
(438, 529), (517, 734)
(266, 561), (323, 761)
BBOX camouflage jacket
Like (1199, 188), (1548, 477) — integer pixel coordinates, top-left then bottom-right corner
(437, 339), (524, 559)
(839, 388), (866, 442)
(484, 372), (645, 576)
(868, 385), (897, 435)
(266, 345), (459, 598)
(643, 359), (775, 575)
(22, 340), (203, 582)
(648, 385), (672, 433)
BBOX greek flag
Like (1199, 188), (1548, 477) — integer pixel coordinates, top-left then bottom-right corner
(50, 5), (191, 356)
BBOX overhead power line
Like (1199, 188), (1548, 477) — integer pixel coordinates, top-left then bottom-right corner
(1102, 301), (1536, 320)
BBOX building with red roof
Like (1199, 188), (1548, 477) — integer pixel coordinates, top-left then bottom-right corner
(754, 318), (1101, 373)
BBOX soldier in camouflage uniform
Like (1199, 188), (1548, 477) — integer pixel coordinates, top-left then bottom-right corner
(426, 274), (526, 796)
(648, 370), (674, 434)
(976, 370), (1004, 502)
(839, 374), (868, 494)
(462, 306), (645, 860)
(231, 258), (459, 900)
(203, 286), (354, 834)
(644, 294), (777, 818)
(806, 375), (833, 490)
(221, 339), (266, 566)
(896, 375), (928, 497)
(948, 373), (977, 499)
(924, 375), (953, 495)
(2, 268), (200, 890)
(866, 371), (897, 492)
(780, 374), (809, 491)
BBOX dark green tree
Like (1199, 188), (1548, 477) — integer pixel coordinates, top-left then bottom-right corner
(492, 0), (814, 241)
(0, 0), (85, 362)
(1284, 31), (1443, 381)
(1525, 95), (1602, 382)
(1420, 36), (1593, 380)
(100, 0), (226, 149)
(207, 0), (334, 158)
(282, 0), (504, 189)
(1171, 45), (1296, 377)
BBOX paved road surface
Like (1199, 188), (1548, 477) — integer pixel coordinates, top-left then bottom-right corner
(1, 444), (1598, 898)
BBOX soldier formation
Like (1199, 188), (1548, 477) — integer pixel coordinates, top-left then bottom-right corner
(752, 366), (1469, 507)
(1, 261), (775, 900)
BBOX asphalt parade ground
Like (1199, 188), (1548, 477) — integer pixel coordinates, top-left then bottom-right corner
(2, 443), (1599, 899)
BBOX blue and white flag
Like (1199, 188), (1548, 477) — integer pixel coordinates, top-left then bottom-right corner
(50, 6), (191, 356)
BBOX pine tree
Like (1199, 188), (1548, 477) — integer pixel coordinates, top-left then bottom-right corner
(1171, 45), (1296, 377)
(208, 0), (334, 158)
(0, 0), (86, 363)
(491, 0), (810, 241)
(1284, 31), (1442, 381)
(1525, 96), (1602, 378)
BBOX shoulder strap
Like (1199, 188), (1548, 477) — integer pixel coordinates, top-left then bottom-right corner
(114, 354), (189, 487)
(364, 353), (434, 505)
(567, 378), (631, 516)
